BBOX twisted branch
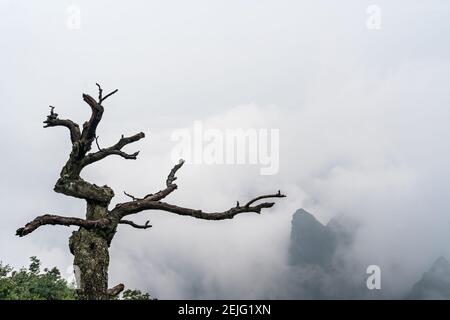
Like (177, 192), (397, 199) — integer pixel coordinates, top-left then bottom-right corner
(81, 132), (145, 167)
(111, 193), (285, 221)
(43, 106), (81, 143)
(109, 157), (285, 220)
(142, 159), (185, 202)
(245, 190), (285, 207)
(16, 214), (110, 237)
(119, 220), (152, 229)
(81, 93), (103, 149)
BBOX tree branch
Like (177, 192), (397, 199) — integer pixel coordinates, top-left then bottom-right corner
(109, 157), (285, 221)
(80, 93), (104, 153)
(95, 83), (103, 102)
(142, 159), (185, 202)
(80, 84), (118, 154)
(245, 190), (285, 207)
(94, 136), (103, 151)
(96, 83), (118, 104)
(116, 160), (185, 207)
(43, 106), (81, 143)
(81, 132), (145, 167)
(16, 214), (110, 237)
(95, 83), (119, 104)
(101, 89), (118, 103)
(54, 177), (115, 204)
(119, 220), (152, 229)
(110, 191), (286, 221)
(124, 191), (140, 201)
(107, 283), (125, 297)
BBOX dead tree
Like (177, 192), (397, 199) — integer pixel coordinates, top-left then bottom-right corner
(16, 84), (286, 300)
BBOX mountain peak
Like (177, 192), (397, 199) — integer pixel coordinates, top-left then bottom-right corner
(294, 208), (314, 216)
(433, 256), (450, 269)
(292, 208), (320, 225)
(289, 209), (334, 267)
(407, 256), (450, 299)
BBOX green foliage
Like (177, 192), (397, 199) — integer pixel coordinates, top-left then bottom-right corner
(0, 257), (153, 300)
(0, 257), (76, 300)
(121, 289), (152, 300)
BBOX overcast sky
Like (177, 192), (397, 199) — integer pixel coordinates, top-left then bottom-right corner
(1, 0), (450, 298)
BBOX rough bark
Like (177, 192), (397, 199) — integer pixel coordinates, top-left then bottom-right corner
(68, 202), (118, 300)
(70, 227), (110, 300)
(16, 84), (285, 299)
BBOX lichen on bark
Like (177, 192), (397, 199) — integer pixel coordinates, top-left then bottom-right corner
(70, 228), (110, 300)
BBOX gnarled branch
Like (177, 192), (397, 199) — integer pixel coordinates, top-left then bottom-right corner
(108, 157), (285, 221)
(142, 159), (185, 202)
(110, 191), (286, 221)
(43, 106), (81, 143)
(245, 190), (285, 207)
(81, 132), (145, 167)
(16, 214), (110, 237)
(80, 84), (118, 154)
(54, 177), (115, 204)
(81, 93), (103, 147)
(119, 220), (152, 229)
(116, 159), (185, 207)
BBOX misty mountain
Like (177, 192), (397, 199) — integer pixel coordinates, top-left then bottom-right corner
(284, 209), (450, 300)
(407, 257), (450, 299)
(280, 209), (367, 299)
(289, 209), (335, 268)
(288, 209), (356, 268)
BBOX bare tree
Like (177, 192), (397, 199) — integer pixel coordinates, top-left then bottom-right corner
(16, 85), (286, 300)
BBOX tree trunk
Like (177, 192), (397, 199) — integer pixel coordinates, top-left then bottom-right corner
(69, 202), (113, 300)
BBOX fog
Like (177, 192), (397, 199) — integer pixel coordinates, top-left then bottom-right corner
(1, 0), (450, 298)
